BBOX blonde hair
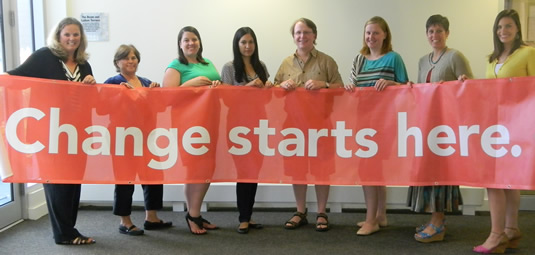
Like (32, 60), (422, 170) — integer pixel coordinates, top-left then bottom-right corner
(360, 16), (393, 55)
(47, 17), (89, 64)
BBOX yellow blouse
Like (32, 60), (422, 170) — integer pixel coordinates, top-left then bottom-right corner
(486, 46), (535, 79)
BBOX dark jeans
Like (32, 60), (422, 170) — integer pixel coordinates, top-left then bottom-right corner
(236, 182), (258, 223)
(43, 183), (82, 243)
(113, 184), (163, 216)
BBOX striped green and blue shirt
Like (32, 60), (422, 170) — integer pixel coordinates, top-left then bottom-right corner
(352, 51), (408, 87)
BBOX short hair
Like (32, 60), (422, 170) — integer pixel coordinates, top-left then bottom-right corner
(290, 17), (317, 45)
(177, 26), (207, 65)
(489, 9), (525, 63)
(47, 17), (89, 64)
(232, 27), (268, 83)
(360, 16), (393, 55)
(113, 44), (140, 72)
(426, 14), (449, 32)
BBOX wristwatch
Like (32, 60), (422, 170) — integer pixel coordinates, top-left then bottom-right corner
(325, 82), (330, 88)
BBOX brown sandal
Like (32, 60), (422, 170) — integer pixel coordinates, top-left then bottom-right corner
(284, 210), (308, 229)
(315, 213), (330, 232)
(505, 227), (522, 249)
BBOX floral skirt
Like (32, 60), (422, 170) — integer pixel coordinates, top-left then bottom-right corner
(406, 186), (463, 213)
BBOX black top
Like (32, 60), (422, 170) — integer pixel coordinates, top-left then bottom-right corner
(7, 47), (93, 80)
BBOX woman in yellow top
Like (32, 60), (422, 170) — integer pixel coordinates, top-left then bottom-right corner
(473, 9), (535, 254)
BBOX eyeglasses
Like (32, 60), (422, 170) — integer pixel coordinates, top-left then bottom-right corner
(294, 31), (313, 36)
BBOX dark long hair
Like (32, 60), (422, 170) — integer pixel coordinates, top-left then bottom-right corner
(177, 26), (208, 65)
(232, 27), (267, 83)
(489, 9), (525, 63)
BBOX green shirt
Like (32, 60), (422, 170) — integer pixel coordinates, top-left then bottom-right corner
(167, 58), (221, 85)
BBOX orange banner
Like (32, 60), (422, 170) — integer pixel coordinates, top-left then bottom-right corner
(1, 75), (535, 189)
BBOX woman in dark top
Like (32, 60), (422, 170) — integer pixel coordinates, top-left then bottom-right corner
(220, 27), (272, 234)
(104, 44), (171, 236)
(7, 17), (96, 245)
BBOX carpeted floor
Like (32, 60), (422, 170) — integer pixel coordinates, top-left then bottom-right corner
(0, 207), (533, 255)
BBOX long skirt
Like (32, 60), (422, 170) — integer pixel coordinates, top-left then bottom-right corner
(406, 186), (463, 213)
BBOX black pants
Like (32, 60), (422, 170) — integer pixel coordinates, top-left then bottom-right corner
(236, 183), (258, 223)
(43, 183), (82, 243)
(113, 184), (163, 216)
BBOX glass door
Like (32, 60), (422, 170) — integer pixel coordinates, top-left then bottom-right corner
(0, 0), (23, 230)
(0, 183), (22, 229)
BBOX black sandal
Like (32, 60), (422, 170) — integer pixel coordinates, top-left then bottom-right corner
(185, 213), (207, 235)
(200, 216), (219, 230)
(144, 220), (172, 230)
(284, 210), (308, 230)
(249, 222), (264, 229)
(316, 213), (330, 232)
(57, 235), (96, 245)
(119, 224), (144, 236)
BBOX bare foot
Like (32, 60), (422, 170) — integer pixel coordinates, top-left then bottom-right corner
(187, 218), (207, 235)
(285, 215), (303, 227)
(474, 232), (507, 252)
(203, 221), (218, 230)
(316, 215), (328, 230)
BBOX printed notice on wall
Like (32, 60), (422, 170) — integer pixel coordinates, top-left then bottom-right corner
(80, 13), (109, 41)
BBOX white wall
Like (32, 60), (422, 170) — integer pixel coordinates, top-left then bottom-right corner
(62, 0), (503, 85)
(43, 0), (67, 38)
(39, 0), (506, 213)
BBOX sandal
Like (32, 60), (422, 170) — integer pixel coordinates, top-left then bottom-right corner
(415, 219), (445, 233)
(414, 224), (445, 243)
(358, 219), (387, 228)
(505, 227), (522, 249)
(57, 235), (96, 245)
(200, 216), (219, 230)
(249, 222), (264, 229)
(119, 224), (144, 236)
(237, 222), (249, 234)
(284, 210), (308, 230)
(185, 213), (207, 235)
(315, 213), (330, 232)
(144, 220), (173, 230)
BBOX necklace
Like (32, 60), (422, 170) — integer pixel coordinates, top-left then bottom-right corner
(244, 64), (256, 79)
(429, 47), (447, 65)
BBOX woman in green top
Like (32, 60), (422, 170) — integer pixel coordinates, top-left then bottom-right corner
(163, 26), (221, 87)
(163, 26), (221, 235)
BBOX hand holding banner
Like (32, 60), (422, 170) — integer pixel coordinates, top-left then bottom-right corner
(1, 75), (534, 189)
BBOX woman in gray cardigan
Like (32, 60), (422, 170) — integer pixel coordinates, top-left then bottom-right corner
(407, 14), (473, 243)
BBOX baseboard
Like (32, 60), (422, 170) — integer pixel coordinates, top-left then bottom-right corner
(24, 187), (48, 220)
(520, 195), (535, 210)
(80, 184), (486, 215)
